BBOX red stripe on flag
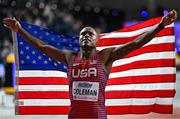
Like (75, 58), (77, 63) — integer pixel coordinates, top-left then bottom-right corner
(17, 90), (175, 99)
(18, 74), (175, 86)
(18, 91), (69, 99)
(111, 59), (175, 73)
(125, 43), (174, 58)
(105, 90), (175, 98)
(17, 104), (172, 115)
(107, 74), (175, 85)
(106, 105), (172, 114)
(18, 77), (68, 85)
(18, 106), (69, 115)
(97, 28), (173, 46)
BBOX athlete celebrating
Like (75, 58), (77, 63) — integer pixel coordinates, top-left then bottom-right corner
(3, 10), (177, 119)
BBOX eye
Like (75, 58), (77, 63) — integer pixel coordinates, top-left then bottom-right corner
(81, 32), (85, 36)
(89, 32), (93, 36)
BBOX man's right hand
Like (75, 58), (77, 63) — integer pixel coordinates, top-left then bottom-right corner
(3, 17), (21, 32)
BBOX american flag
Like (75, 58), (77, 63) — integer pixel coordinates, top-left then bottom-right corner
(13, 17), (176, 115)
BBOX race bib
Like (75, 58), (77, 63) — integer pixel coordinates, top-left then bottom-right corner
(72, 81), (99, 102)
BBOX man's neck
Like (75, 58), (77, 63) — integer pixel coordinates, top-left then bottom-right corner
(80, 46), (96, 60)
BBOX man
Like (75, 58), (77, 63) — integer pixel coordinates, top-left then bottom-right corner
(3, 10), (177, 119)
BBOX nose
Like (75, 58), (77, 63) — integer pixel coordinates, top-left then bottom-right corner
(84, 33), (90, 38)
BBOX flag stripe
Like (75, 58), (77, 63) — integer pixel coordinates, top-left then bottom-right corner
(18, 77), (68, 85)
(17, 104), (172, 115)
(105, 90), (175, 98)
(99, 23), (173, 39)
(97, 36), (174, 50)
(105, 83), (174, 91)
(109, 67), (175, 78)
(18, 85), (69, 91)
(106, 105), (172, 114)
(105, 98), (173, 106)
(107, 74), (175, 85)
(17, 98), (173, 106)
(18, 83), (174, 91)
(116, 18), (172, 32)
(124, 43), (174, 58)
(97, 28), (173, 46)
(113, 51), (174, 66)
(112, 59), (175, 72)
(17, 51), (175, 77)
(18, 90), (175, 99)
(18, 106), (69, 115)
(18, 67), (175, 78)
(18, 74), (175, 85)
(18, 70), (67, 77)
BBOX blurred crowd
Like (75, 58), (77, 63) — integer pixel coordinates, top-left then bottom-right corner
(0, 0), (127, 63)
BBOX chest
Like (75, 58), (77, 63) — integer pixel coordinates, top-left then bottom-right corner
(70, 60), (98, 79)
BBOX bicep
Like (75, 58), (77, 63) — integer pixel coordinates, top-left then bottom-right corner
(110, 42), (137, 61)
(41, 45), (71, 64)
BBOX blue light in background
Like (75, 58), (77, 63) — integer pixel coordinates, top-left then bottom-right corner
(141, 10), (148, 18)
(163, 10), (169, 15)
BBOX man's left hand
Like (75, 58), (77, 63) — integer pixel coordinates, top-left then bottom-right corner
(160, 9), (177, 28)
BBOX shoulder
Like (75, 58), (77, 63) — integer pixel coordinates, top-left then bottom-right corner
(98, 47), (115, 64)
(65, 50), (78, 64)
(99, 47), (114, 57)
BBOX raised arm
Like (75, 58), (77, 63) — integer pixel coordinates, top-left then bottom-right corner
(109, 10), (177, 61)
(99, 10), (177, 73)
(3, 17), (72, 64)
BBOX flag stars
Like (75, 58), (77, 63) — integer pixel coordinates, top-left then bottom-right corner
(74, 40), (79, 43)
(20, 60), (24, 64)
(32, 60), (36, 64)
(20, 50), (24, 55)
(39, 27), (43, 30)
(44, 60), (48, 64)
(39, 36), (43, 39)
(57, 35), (61, 38)
(38, 56), (42, 60)
(25, 46), (30, 50)
(51, 37), (55, 41)
(57, 43), (61, 46)
(33, 31), (38, 34)
(28, 25), (32, 29)
(26, 55), (30, 60)
(69, 44), (73, 47)
(19, 42), (23, 45)
(48, 58), (52, 61)
(63, 39), (67, 42)
(74, 48), (79, 51)
(32, 51), (36, 55)
(63, 65), (67, 69)
(45, 32), (49, 36)
(54, 63), (57, 66)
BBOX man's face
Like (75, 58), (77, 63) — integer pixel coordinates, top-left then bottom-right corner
(79, 27), (98, 48)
